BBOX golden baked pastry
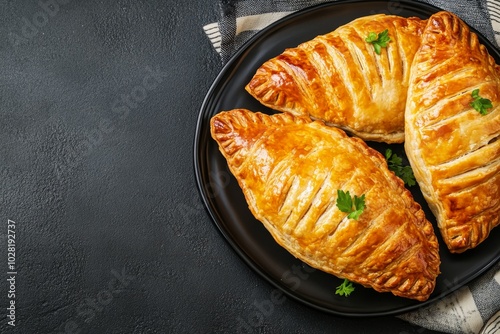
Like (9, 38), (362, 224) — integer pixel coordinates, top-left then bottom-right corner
(245, 14), (427, 143)
(405, 11), (500, 253)
(211, 109), (440, 301)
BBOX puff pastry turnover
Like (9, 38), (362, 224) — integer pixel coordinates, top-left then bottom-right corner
(405, 11), (500, 253)
(211, 109), (440, 301)
(245, 14), (426, 143)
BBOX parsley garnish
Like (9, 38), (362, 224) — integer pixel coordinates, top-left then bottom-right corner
(385, 149), (416, 187)
(365, 29), (391, 55)
(336, 190), (365, 220)
(335, 278), (355, 297)
(470, 89), (493, 115)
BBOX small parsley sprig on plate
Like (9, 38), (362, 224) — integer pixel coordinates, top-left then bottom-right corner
(385, 149), (416, 187)
(335, 278), (355, 297)
(365, 29), (391, 55)
(470, 89), (493, 115)
(336, 190), (366, 220)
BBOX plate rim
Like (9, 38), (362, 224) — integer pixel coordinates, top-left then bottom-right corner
(194, 0), (500, 317)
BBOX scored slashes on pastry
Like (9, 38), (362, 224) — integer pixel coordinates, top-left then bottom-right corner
(245, 14), (426, 143)
(405, 11), (500, 253)
(211, 109), (440, 301)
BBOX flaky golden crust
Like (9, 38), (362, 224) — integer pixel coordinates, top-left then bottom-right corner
(211, 109), (440, 301)
(405, 11), (500, 253)
(245, 14), (427, 143)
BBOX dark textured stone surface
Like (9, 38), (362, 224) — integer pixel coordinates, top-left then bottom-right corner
(0, 1), (443, 333)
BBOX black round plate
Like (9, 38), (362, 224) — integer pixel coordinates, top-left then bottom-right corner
(194, 0), (500, 316)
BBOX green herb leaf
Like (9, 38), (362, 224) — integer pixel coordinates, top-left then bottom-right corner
(470, 89), (493, 115)
(336, 190), (366, 220)
(336, 190), (353, 213)
(348, 194), (366, 220)
(385, 149), (416, 187)
(365, 29), (391, 55)
(365, 32), (378, 43)
(335, 278), (355, 297)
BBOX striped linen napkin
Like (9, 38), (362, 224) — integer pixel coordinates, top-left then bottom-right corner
(202, 1), (500, 333)
(204, 0), (500, 64)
